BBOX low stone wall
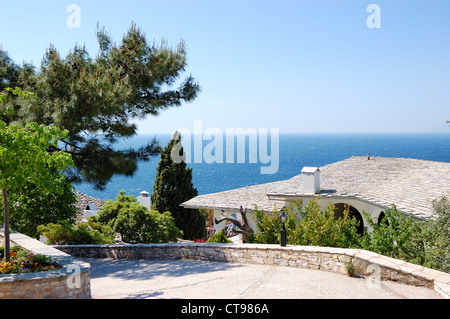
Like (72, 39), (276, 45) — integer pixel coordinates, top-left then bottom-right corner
(56, 243), (450, 299)
(0, 232), (91, 299)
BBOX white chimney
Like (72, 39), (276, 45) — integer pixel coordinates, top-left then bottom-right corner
(137, 190), (151, 210)
(140, 190), (149, 197)
(301, 167), (320, 194)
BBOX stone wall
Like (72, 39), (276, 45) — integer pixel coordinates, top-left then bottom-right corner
(56, 243), (450, 299)
(0, 232), (91, 299)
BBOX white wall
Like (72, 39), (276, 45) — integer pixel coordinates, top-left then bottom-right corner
(211, 209), (259, 238)
(313, 197), (387, 232)
(210, 197), (387, 237)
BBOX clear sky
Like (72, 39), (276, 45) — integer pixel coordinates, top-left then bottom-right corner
(0, 0), (449, 134)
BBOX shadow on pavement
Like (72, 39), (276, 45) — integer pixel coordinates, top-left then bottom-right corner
(85, 258), (244, 281)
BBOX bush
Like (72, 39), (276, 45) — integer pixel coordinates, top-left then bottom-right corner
(93, 190), (183, 243)
(37, 219), (115, 245)
(253, 205), (286, 245)
(292, 200), (361, 248)
(114, 209), (182, 243)
(253, 199), (361, 248)
(206, 230), (233, 243)
(361, 205), (425, 264)
(252, 196), (450, 274)
(0, 245), (60, 274)
(418, 195), (450, 273)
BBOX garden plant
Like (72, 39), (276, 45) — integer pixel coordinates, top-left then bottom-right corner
(0, 245), (60, 274)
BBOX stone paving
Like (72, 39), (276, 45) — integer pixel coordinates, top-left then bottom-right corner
(85, 258), (444, 299)
(57, 243), (450, 299)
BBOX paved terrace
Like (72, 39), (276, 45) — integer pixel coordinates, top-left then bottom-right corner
(182, 156), (450, 220)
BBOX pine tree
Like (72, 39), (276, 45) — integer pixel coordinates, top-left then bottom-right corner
(151, 132), (205, 240)
(0, 23), (200, 190)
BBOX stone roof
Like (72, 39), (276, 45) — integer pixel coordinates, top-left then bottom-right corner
(181, 156), (450, 220)
(74, 192), (107, 222)
(75, 191), (106, 212)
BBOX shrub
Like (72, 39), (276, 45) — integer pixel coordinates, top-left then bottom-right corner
(361, 205), (426, 265)
(37, 219), (115, 245)
(114, 209), (182, 243)
(251, 196), (450, 274)
(0, 245), (60, 274)
(206, 230), (233, 243)
(291, 200), (361, 248)
(417, 195), (450, 273)
(253, 205), (286, 245)
(93, 190), (183, 243)
(253, 199), (362, 248)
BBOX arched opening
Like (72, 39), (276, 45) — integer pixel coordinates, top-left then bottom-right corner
(333, 203), (365, 235)
(378, 211), (389, 226)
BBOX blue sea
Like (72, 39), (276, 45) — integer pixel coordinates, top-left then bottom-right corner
(75, 133), (450, 201)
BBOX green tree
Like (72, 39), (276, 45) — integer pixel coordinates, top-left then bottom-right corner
(0, 91), (73, 261)
(0, 88), (78, 240)
(151, 132), (206, 240)
(94, 190), (182, 243)
(0, 172), (78, 239)
(0, 23), (200, 190)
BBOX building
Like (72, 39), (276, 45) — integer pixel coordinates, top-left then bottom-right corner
(136, 190), (151, 210)
(75, 191), (106, 222)
(181, 156), (450, 239)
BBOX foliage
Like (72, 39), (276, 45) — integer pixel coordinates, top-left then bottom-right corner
(253, 205), (293, 245)
(414, 195), (450, 273)
(361, 202), (450, 273)
(0, 172), (78, 239)
(0, 23), (200, 190)
(0, 118), (73, 192)
(253, 199), (361, 248)
(151, 132), (206, 240)
(0, 88), (74, 261)
(252, 196), (450, 273)
(0, 245), (60, 274)
(292, 200), (362, 248)
(37, 219), (115, 245)
(361, 205), (426, 265)
(93, 190), (182, 243)
(206, 230), (233, 243)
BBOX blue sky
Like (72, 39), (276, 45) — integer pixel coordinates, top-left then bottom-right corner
(0, 0), (449, 134)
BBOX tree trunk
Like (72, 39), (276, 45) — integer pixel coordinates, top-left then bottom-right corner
(214, 206), (253, 237)
(2, 189), (10, 263)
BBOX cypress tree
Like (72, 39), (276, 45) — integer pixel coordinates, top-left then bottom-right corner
(151, 132), (205, 240)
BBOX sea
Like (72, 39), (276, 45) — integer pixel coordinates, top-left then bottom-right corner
(75, 133), (450, 201)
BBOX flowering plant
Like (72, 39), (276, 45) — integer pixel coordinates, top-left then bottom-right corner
(0, 245), (60, 274)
